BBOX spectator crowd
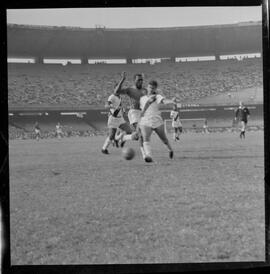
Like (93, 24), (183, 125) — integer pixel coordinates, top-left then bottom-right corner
(8, 58), (263, 107)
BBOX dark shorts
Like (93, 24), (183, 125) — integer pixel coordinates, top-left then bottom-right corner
(119, 122), (132, 134)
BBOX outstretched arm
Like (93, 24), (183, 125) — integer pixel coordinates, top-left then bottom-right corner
(114, 72), (128, 95)
(160, 97), (177, 108)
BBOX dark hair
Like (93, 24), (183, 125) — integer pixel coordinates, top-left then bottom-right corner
(148, 80), (158, 88)
(133, 73), (143, 80)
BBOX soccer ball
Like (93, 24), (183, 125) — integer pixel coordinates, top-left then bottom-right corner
(122, 147), (135, 160)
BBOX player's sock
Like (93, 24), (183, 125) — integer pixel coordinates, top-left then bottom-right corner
(140, 146), (146, 159)
(143, 141), (152, 158)
(102, 137), (111, 150)
(173, 133), (176, 141)
(243, 131), (245, 138)
(114, 139), (119, 147)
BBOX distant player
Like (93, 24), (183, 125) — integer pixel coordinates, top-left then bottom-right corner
(33, 121), (41, 141)
(139, 80), (176, 162)
(114, 72), (147, 159)
(234, 101), (250, 139)
(170, 103), (182, 141)
(203, 119), (210, 134)
(56, 122), (64, 139)
(101, 78), (132, 154)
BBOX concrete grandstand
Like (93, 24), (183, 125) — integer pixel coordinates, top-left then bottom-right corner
(7, 22), (262, 61)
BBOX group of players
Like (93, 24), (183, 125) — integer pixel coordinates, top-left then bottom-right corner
(33, 122), (64, 140)
(101, 72), (180, 163)
(33, 72), (250, 160)
(101, 71), (251, 162)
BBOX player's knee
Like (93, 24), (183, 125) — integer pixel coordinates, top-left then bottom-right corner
(131, 132), (139, 140)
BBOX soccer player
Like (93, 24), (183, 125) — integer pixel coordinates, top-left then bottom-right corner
(234, 101), (250, 139)
(114, 72), (147, 159)
(139, 80), (176, 163)
(203, 119), (210, 134)
(56, 122), (64, 139)
(33, 121), (41, 141)
(170, 103), (182, 141)
(101, 79), (131, 154)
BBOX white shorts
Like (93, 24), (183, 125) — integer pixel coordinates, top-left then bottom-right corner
(172, 120), (182, 128)
(107, 115), (125, 129)
(34, 129), (40, 134)
(57, 130), (63, 134)
(140, 115), (164, 129)
(240, 121), (246, 131)
(128, 109), (141, 125)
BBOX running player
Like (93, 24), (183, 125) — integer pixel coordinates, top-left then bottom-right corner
(170, 103), (182, 141)
(202, 119), (210, 134)
(114, 72), (147, 159)
(56, 122), (64, 139)
(33, 121), (41, 141)
(234, 101), (250, 139)
(139, 80), (176, 163)
(101, 78), (132, 154)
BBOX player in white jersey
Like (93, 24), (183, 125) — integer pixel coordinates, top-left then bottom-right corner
(170, 104), (182, 141)
(139, 80), (176, 163)
(202, 119), (210, 134)
(56, 122), (64, 139)
(101, 80), (131, 154)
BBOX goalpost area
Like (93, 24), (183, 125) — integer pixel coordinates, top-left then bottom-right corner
(162, 103), (263, 134)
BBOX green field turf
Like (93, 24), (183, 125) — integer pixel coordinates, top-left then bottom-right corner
(9, 131), (265, 264)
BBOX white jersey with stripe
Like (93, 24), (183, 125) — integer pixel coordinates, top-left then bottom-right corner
(140, 94), (164, 118)
(108, 94), (123, 118)
(170, 110), (180, 122)
(139, 94), (165, 128)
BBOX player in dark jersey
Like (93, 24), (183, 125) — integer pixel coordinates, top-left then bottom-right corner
(234, 102), (250, 139)
(114, 72), (147, 159)
(33, 121), (41, 141)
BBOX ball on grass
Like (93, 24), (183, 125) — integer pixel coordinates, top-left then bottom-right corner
(122, 147), (135, 160)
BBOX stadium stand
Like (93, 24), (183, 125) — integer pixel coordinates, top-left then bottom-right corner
(8, 58), (262, 107)
(9, 114), (100, 140)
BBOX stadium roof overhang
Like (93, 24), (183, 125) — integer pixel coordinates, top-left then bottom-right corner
(7, 22), (262, 59)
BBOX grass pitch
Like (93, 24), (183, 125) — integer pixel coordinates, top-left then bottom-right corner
(9, 131), (265, 264)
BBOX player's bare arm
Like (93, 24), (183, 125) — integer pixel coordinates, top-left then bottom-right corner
(114, 72), (130, 95)
(161, 98), (177, 106)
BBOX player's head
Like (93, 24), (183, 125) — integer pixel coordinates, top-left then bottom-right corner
(133, 74), (143, 89)
(147, 80), (158, 95)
